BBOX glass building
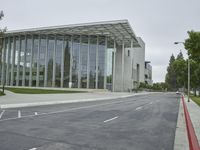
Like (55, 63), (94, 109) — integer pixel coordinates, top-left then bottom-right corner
(0, 20), (143, 91)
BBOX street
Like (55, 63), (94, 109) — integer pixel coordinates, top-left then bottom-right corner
(0, 93), (180, 150)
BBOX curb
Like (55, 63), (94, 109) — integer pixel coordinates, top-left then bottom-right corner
(181, 95), (200, 150)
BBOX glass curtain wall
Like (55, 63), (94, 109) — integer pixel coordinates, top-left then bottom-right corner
(18, 36), (25, 86)
(55, 36), (63, 87)
(32, 35), (38, 86)
(72, 35), (80, 88)
(80, 35), (88, 88)
(89, 36), (97, 89)
(106, 38), (114, 91)
(25, 36), (32, 86)
(63, 35), (71, 87)
(39, 36), (46, 87)
(98, 36), (105, 89)
(3, 38), (8, 85)
(9, 37), (14, 85)
(14, 37), (20, 85)
(47, 36), (54, 87)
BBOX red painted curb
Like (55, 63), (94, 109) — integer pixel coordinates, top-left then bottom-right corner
(181, 95), (200, 150)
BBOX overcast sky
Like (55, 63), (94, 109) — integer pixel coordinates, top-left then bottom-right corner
(1, 0), (200, 82)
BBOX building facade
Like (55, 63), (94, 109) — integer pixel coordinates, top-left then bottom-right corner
(145, 61), (153, 85)
(0, 20), (148, 92)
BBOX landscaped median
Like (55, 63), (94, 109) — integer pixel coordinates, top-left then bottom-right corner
(3, 87), (87, 94)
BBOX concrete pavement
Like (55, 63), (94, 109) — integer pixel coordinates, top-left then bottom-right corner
(174, 94), (200, 150)
(0, 90), (151, 108)
(184, 95), (200, 144)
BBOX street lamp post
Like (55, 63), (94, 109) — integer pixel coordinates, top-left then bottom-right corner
(174, 42), (190, 102)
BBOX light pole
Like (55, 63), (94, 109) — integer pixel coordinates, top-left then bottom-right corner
(174, 42), (190, 102)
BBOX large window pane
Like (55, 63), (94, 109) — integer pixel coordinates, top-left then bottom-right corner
(89, 36), (97, 89)
(14, 37), (20, 86)
(18, 36), (25, 86)
(32, 35), (38, 86)
(63, 35), (71, 88)
(25, 36), (32, 86)
(80, 36), (88, 88)
(39, 36), (46, 87)
(72, 35), (80, 88)
(98, 36), (105, 89)
(47, 36), (54, 87)
(55, 36), (63, 87)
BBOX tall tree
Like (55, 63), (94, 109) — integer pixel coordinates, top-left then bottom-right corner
(184, 31), (200, 62)
(165, 54), (177, 90)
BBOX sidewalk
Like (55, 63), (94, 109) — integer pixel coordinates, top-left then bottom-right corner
(184, 95), (200, 144)
(0, 90), (150, 109)
(174, 94), (200, 150)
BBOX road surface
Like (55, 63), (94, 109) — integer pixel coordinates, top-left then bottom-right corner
(0, 93), (180, 150)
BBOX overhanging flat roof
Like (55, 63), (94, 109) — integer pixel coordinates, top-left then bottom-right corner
(5, 20), (140, 46)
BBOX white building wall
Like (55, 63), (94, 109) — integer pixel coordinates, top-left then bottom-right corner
(132, 37), (145, 83)
(114, 46), (123, 92)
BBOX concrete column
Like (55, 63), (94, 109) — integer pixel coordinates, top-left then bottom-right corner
(6, 36), (11, 86)
(112, 39), (116, 92)
(1, 38), (6, 85)
(36, 35), (41, 87)
(78, 35), (81, 88)
(16, 36), (21, 86)
(44, 35), (48, 87)
(29, 35), (34, 87)
(121, 40), (125, 92)
(69, 36), (73, 88)
(61, 36), (65, 88)
(22, 35), (27, 86)
(52, 35), (56, 87)
(104, 37), (107, 89)
(86, 36), (90, 89)
(10, 36), (16, 86)
(130, 39), (134, 80)
(95, 36), (99, 89)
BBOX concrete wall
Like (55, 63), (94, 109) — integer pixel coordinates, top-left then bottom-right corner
(113, 37), (146, 92)
(132, 37), (145, 83)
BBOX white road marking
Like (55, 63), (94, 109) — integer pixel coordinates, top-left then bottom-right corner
(136, 106), (142, 111)
(104, 116), (118, 123)
(18, 110), (21, 118)
(34, 112), (38, 115)
(0, 110), (5, 119)
(149, 102), (153, 105)
(29, 148), (37, 150)
(0, 96), (150, 122)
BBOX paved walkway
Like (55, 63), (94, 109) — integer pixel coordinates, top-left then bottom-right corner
(184, 95), (200, 144)
(0, 90), (150, 108)
(173, 94), (200, 150)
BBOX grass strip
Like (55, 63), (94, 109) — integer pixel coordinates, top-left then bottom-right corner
(190, 95), (200, 107)
(4, 87), (86, 94)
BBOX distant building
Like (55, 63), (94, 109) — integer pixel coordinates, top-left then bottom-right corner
(0, 20), (150, 92)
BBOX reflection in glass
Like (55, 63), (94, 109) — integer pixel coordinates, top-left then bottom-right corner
(55, 36), (63, 87)
(47, 36), (54, 87)
(80, 36), (88, 88)
(32, 35), (38, 86)
(72, 35), (80, 88)
(39, 36), (46, 87)
(89, 36), (97, 89)
(63, 36), (71, 87)
(18, 36), (25, 86)
(98, 36), (105, 89)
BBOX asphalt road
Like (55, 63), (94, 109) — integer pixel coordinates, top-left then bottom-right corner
(0, 93), (180, 150)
